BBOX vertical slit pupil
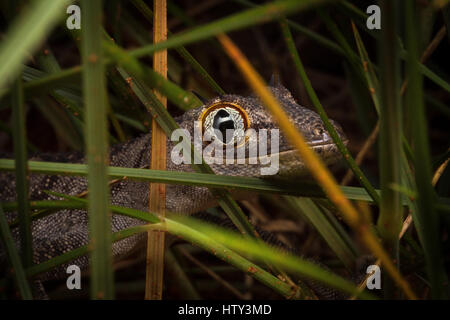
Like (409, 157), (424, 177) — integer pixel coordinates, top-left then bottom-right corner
(213, 109), (235, 143)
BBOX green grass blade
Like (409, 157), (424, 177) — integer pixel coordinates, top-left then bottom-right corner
(130, 0), (225, 95)
(11, 76), (32, 267)
(114, 67), (258, 242)
(33, 97), (83, 151)
(280, 20), (380, 205)
(316, 11), (362, 67)
(129, 0), (330, 59)
(114, 113), (147, 132)
(33, 50), (85, 150)
(405, 2), (448, 299)
(81, 0), (114, 299)
(377, 0), (403, 246)
(5, 200), (85, 228)
(115, 58), (261, 244)
(377, 1), (403, 297)
(350, 20), (428, 283)
(233, 0), (345, 56)
(339, 0), (450, 95)
(21, 66), (82, 99)
(0, 0), (72, 97)
(415, 62), (450, 93)
(104, 42), (202, 110)
(284, 196), (357, 268)
(0, 205), (33, 299)
(351, 23), (380, 114)
(6, 195), (298, 299)
(165, 249), (201, 299)
(20, 65), (85, 146)
(6, 158), (445, 205)
(12, 0), (329, 101)
(176, 216), (376, 299)
(23, 193), (376, 299)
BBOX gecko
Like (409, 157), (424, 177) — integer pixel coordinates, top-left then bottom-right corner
(0, 83), (348, 298)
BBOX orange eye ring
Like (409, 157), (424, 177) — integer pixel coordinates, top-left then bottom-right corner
(199, 102), (250, 131)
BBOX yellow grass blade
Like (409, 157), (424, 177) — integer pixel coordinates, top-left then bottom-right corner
(145, 0), (167, 300)
(217, 33), (417, 300)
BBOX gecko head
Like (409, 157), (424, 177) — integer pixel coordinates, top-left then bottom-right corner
(174, 83), (348, 177)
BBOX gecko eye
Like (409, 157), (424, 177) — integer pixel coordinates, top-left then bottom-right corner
(313, 128), (323, 136)
(200, 102), (250, 145)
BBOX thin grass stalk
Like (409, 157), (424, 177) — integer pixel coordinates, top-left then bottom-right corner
(350, 19), (447, 280)
(69, 27), (151, 137)
(0, 205), (32, 299)
(280, 20), (380, 205)
(33, 95), (83, 150)
(21, 66), (82, 98)
(130, 0), (225, 95)
(316, 199), (360, 254)
(103, 41), (202, 110)
(113, 18), (186, 92)
(145, 0), (167, 301)
(81, 0), (114, 299)
(5, 196), (298, 299)
(43, 193), (375, 299)
(129, 0), (329, 59)
(340, 22), (382, 186)
(166, 1), (197, 27)
(36, 47), (61, 73)
(175, 247), (245, 299)
(9, 0), (448, 103)
(340, 0), (450, 95)
(3, 0), (327, 102)
(165, 249), (201, 299)
(432, 154), (449, 186)
(284, 197), (356, 268)
(123, 69), (297, 292)
(176, 217), (375, 300)
(115, 69), (296, 287)
(4, 159), (441, 205)
(20, 66), (85, 145)
(11, 76), (32, 267)
(405, 2), (449, 299)
(95, 35), (294, 286)
(107, 102), (126, 143)
(114, 69), (261, 239)
(3, 0), (328, 101)
(3, 188), (385, 231)
(350, 22), (380, 113)
(377, 3), (403, 296)
(341, 122), (379, 186)
(217, 33), (417, 300)
(232, 0), (344, 56)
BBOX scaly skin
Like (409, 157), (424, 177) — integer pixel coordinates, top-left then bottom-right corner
(0, 85), (347, 297)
